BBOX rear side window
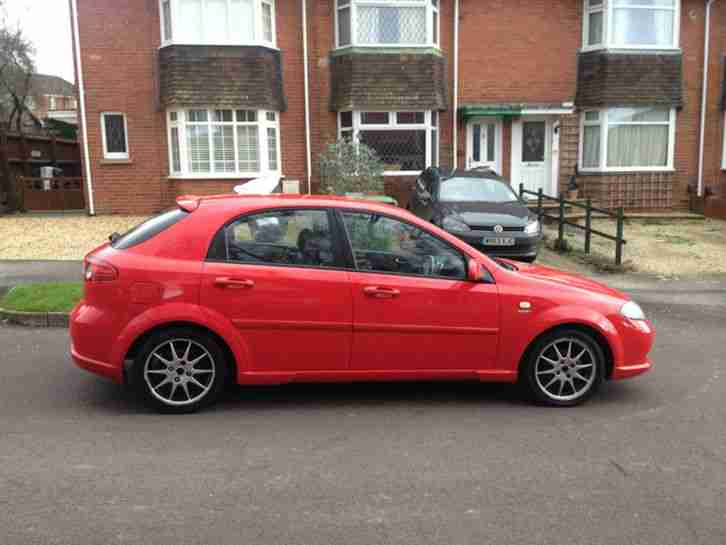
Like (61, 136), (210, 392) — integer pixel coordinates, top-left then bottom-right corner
(111, 209), (188, 250)
(216, 209), (340, 269)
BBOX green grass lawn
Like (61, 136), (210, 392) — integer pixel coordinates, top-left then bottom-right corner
(0, 283), (83, 313)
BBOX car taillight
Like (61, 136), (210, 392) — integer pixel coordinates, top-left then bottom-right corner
(84, 256), (118, 282)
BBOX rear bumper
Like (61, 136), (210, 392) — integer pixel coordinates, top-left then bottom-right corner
(71, 343), (124, 383)
(70, 302), (124, 384)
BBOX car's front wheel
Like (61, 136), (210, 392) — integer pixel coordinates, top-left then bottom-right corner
(131, 327), (229, 413)
(522, 329), (605, 406)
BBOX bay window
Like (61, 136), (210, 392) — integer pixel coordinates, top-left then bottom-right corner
(159, 0), (276, 47)
(338, 110), (439, 174)
(583, 0), (679, 50)
(579, 107), (675, 172)
(167, 108), (280, 178)
(336, 0), (439, 48)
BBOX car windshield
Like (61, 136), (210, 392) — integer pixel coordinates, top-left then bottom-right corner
(439, 177), (519, 203)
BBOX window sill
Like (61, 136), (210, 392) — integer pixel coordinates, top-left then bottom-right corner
(100, 158), (133, 165)
(159, 41), (278, 51)
(383, 171), (422, 177)
(168, 173), (282, 181)
(580, 46), (682, 55)
(331, 45), (442, 57)
(578, 168), (675, 175)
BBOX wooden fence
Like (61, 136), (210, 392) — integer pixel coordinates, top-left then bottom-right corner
(20, 177), (85, 212)
(520, 184), (627, 266)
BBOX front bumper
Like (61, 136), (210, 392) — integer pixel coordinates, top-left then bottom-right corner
(610, 317), (655, 381)
(612, 359), (652, 380)
(451, 230), (543, 259)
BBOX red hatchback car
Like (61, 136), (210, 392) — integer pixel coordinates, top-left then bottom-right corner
(70, 194), (654, 413)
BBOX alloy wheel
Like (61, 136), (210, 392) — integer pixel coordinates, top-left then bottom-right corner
(534, 337), (597, 403)
(143, 338), (216, 407)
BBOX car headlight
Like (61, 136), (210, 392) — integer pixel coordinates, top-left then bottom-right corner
(621, 301), (646, 321)
(442, 216), (470, 232)
(524, 219), (540, 235)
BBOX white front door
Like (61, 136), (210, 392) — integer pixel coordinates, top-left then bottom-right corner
(511, 117), (553, 197)
(467, 119), (501, 174)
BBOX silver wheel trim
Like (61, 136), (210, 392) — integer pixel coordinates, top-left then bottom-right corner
(534, 337), (597, 402)
(143, 339), (216, 407)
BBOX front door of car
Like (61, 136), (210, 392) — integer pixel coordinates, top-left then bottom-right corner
(201, 208), (352, 372)
(338, 211), (499, 371)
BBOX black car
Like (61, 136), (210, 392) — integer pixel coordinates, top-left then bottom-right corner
(409, 167), (542, 262)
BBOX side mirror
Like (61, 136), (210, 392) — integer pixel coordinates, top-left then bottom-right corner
(467, 259), (482, 282)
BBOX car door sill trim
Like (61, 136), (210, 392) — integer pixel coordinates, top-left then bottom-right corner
(236, 369), (517, 385)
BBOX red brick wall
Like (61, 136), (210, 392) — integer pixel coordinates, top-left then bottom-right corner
(77, 0), (168, 214)
(75, 0), (726, 215)
(700, 0), (726, 213)
(77, 0), (309, 214)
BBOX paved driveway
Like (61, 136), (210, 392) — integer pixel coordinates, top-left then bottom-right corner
(0, 260), (81, 288)
(1, 290), (725, 544)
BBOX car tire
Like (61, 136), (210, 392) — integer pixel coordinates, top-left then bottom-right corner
(130, 327), (229, 414)
(521, 328), (605, 407)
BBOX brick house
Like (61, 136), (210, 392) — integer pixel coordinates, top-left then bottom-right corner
(28, 74), (79, 125)
(70, 0), (726, 217)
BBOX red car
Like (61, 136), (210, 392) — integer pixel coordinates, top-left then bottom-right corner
(70, 194), (654, 413)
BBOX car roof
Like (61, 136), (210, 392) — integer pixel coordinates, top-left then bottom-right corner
(436, 167), (508, 183)
(182, 193), (403, 216)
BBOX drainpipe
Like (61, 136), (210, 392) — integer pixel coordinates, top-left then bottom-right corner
(70, 0), (95, 215)
(698, 0), (716, 198)
(302, 0), (312, 194)
(452, 0), (460, 169)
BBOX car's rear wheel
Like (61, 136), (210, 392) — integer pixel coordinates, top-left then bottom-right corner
(522, 329), (605, 407)
(131, 327), (228, 413)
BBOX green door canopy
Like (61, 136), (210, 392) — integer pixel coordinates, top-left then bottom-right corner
(458, 104), (522, 120)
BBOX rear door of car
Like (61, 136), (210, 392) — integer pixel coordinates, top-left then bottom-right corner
(337, 209), (500, 372)
(200, 207), (353, 372)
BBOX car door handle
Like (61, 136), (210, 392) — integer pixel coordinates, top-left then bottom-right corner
(363, 286), (400, 299)
(214, 277), (255, 289)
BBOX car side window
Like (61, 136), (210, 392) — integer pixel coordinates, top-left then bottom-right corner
(341, 212), (466, 280)
(222, 209), (338, 268)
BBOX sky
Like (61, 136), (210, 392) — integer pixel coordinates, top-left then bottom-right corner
(3, 0), (75, 83)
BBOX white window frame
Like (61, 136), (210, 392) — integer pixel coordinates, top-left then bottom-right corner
(578, 107), (676, 173)
(335, 0), (440, 49)
(582, 0), (680, 52)
(101, 112), (130, 161)
(721, 112), (726, 170)
(166, 107), (281, 179)
(338, 110), (439, 176)
(159, 0), (276, 49)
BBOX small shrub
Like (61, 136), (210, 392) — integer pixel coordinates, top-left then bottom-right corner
(319, 138), (385, 196)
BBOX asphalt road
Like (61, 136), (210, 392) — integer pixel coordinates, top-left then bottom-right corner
(1, 296), (725, 544)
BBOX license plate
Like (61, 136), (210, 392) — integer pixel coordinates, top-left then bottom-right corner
(483, 237), (515, 247)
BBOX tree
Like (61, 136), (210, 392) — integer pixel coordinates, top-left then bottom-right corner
(319, 138), (385, 196)
(0, 1), (36, 211)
